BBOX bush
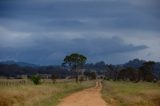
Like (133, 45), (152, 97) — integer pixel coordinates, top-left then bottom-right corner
(51, 74), (57, 83)
(90, 72), (97, 80)
(79, 76), (85, 81)
(30, 75), (41, 85)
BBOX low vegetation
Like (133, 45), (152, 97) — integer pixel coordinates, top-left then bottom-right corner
(30, 75), (41, 85)
(0, 80), (95, 106)
(102, 81), (160, 106)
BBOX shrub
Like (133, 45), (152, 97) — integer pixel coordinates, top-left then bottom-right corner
(79, 76), (85, 81)
(90, 72), (97, 80)
(30, 75), (41, 85)
(51, 74), (57, 83)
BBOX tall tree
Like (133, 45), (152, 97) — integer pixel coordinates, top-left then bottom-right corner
(62, 53), (87, 82)
(139, 61), (155, 81)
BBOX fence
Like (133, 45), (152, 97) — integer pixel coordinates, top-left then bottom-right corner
(0, 79), (74, 86)
(0, 79), (28, 86)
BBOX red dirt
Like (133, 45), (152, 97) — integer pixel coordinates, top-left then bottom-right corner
(57, 81), (108, 106)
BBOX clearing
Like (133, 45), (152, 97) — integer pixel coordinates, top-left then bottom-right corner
(57, 81), (107, 106)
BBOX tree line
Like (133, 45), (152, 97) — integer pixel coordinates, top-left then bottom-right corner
(105, 61), (160, 82)
(0, 53), (160, 83)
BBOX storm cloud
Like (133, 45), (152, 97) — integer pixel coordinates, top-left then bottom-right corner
(0, 36), (148, 64)
(0, 0), (159, 65)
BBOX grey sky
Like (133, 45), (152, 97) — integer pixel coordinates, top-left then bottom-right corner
(0, 0), (159, 65)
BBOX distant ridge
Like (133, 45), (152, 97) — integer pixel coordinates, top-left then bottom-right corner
(0, 60), (38, 68)
(123, 59), (146, 68)
(0, 59), (160, 70)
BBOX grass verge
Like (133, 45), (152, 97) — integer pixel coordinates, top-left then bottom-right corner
(0, 80), (95, 106)
(102, 81), (160, 106)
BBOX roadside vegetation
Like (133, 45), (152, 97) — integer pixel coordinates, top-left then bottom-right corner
(0, 80), (95, 106)
(102, 81), (160, 106)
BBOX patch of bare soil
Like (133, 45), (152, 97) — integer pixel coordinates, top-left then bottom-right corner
(57, 81), (108, 106)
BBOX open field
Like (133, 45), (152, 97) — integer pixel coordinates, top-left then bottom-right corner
(0, 80), (95, 106)
(102, 81), (160, 106)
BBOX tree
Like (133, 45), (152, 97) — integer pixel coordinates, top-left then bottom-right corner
(90, 71), (97, 80)
(139, 61), (155, 82)
(62, 53), (87, 82)
(118, 67), (139, 82)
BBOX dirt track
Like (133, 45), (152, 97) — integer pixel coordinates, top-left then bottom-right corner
(57, 81), (107, 106)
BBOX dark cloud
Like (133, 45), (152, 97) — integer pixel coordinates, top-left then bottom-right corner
(0, 0), (159, 32)
(0, 0), (159, 64)
(0, 37), (148, 65)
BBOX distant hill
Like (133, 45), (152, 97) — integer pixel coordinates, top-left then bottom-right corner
(0, 61), (38, 68)
(123, 59), (160, 76)
(123, 59), (145, 68)
(0, 59), (159, 70)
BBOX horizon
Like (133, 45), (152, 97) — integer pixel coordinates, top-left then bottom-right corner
(0, 0), (160, 65)
(0, 58), (159, 66)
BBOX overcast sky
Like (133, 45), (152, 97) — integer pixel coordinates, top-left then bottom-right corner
(0, 0), (160, 65)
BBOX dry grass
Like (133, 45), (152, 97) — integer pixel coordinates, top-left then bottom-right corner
(102, 81), (160, 106)
(0, 80), (95, 106)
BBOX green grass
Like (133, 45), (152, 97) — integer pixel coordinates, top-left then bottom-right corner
(0, 80), (95, 106)
(102, 81), (160, 106)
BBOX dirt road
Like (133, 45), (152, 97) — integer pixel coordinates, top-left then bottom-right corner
(57, 81), (107, 106)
